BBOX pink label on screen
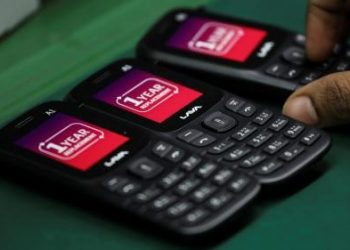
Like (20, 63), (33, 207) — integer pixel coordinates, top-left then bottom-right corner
(167, 17), (268, 62)
(38, 123), (104, 161)
(116, 78), (179, 113)
(16, 114), (129, 171)
(188, 22), (244, 55)
(94, 69), (203, 123)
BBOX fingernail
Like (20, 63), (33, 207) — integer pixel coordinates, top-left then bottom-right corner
(283, 96), (319, 125)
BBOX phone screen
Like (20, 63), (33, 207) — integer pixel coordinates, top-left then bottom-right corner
(166, 16), (268, 63)
(16, 113), (129, 171)
(94, 68), (203, 123)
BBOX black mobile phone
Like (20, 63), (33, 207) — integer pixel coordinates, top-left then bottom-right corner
(136, 8), (349, 96)
(67, 59), (331, 185)
(0, 101), (260, 237)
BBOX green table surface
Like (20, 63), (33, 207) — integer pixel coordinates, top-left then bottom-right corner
(1, 0), (350, 249)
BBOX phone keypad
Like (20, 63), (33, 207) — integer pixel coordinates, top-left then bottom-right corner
(101, 139), (256, 228)
(174, 94), (327, 181)
(264, 34), (350, 85)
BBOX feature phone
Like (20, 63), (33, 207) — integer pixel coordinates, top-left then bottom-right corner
(137, 8), (350, 95)
(0, 102), (259, 237)
(67, 59), (331, 184)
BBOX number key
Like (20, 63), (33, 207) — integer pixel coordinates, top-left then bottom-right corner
(196, 162), (218, 178)
(253, 110), (273, 125)
(247, 131), (273, 147)
(208, 139), (235, 154)
(167, 201), (193, 218)
(175, 177), (201, 196)
(264, 137), (289, 154)
(284, 123), (304, 138)
(301, 129), (320, 145)
(159, 170), (185, 189)
(152, 194), (177, 211)
(232, 124), (257, 141)
(280, 145), (305, 161)
(182, 208), (210, 225)
(181, 155), (202, 171)
(269, 117), (288, 131)
(212, 169), (233, 185)
(229, 175), (250, 193)
(134, 187), (161, 203)
(207, 192), (233, 210)
(191, 184), (217, 203)
(224, 146), (251, 161)
(240, 153), (266, 168)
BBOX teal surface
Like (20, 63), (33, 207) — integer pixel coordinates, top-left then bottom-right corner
(1, 0), (350, 249)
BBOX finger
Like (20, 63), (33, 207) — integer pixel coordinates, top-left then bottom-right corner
(306, 0), (348, 62)
(283, 71), (350, 127)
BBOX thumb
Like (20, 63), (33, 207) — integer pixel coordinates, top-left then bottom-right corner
(283, 72), (350, 127)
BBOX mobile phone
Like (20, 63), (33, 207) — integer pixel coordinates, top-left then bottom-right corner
(0, 101), (259, 237)
(67, 59), (331, 185)
(136, 8), (349, 95)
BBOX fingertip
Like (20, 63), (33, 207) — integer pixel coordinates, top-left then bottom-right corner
(305, 40), (329, 62)
(283, 96), (319, 126)
(305, 4), (342, 62)
(305, 26), (334, 62)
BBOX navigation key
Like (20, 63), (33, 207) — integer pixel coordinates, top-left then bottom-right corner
(129, 158), (163, 179)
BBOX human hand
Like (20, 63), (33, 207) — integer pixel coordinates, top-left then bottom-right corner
(283, 0), (350, 127)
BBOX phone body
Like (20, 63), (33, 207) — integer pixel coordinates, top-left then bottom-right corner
(67, 59), (331, 185)
(136, 8), (349, 96)
(0, 101), (260, 238)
